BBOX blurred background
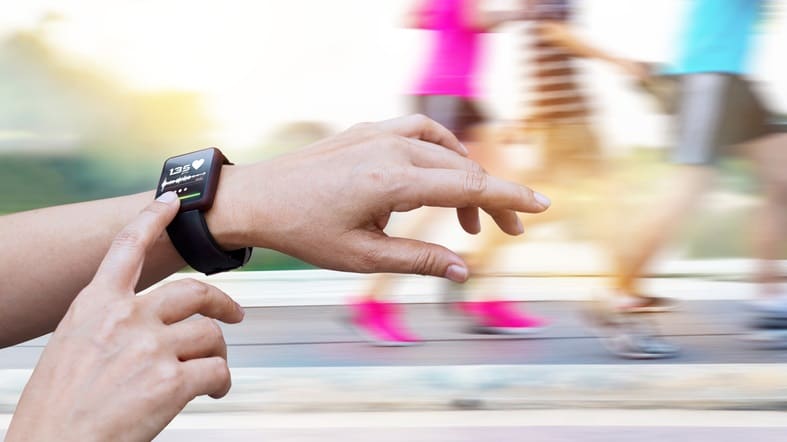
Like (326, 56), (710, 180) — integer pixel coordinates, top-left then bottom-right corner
(3, 2), (787, 440)
(2, 0), (785, 271)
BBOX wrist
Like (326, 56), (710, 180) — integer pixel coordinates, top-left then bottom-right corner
(203, 164), (253, 251)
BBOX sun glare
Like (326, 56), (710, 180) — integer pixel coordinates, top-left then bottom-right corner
(1, 0), (784, 153)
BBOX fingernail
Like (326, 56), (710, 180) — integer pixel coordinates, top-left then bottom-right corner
(515, 217), (524, 234)
(445, 264), (468, 283)
(459, 143), (469, 155)
(157, 191), (178, 204)
(534, 192), (551, 209)
(236, 304), (246, 319)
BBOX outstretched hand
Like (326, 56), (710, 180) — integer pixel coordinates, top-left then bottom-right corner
(6, 192), (244, 442)
(220, 114), (551, 282)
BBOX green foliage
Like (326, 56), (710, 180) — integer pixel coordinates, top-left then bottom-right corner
(0, 153), (158, 213)
(245, 249), (314, 271)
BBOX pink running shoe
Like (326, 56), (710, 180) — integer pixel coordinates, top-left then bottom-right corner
(348, 299), (421, 346)
(456, 300), (548, 334)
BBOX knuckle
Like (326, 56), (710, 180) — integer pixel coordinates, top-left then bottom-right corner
(396, 166), (415, 190)
(134, 332), (164, 356)
(518, 185), (534, 207)
(111, 228), (143, 251)
(463, 168), (489, 201)
(368, 166), (409, 199)
(202, 318), (225, 342)
(210, 357), (231, 384)
(467, 160), (485, 175)
(410, 249), (438, 276)
(180, 278), (209, 297)
(410, 113), (430, 126)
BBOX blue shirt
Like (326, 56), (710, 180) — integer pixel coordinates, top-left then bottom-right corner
(669, 0), (764, 75)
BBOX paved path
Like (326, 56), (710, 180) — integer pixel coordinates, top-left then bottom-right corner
(4, 276), (787, 414)
(2, 300), (783, 369)
(4, 299), (787, 414)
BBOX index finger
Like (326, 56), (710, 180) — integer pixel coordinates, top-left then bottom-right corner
(147, 278), (244, 325)
(403, 168), (551, 213)
(92, 192), (180, 291)
(377, 114), (468, 156)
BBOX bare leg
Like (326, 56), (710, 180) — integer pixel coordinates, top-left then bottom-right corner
(467, 123), (618, 298)
(751, 187), (787, 296)
(746, 134), (787, 297)
(462, 123), (520, 301)
(614, 165), (717, 295)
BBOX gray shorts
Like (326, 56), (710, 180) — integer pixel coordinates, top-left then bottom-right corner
(673, 74), (772, 165)
(412, 95), (485, 142)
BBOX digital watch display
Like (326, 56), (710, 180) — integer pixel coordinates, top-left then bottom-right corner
(156, 148), (252, 275)
(156, 148), (221, 212)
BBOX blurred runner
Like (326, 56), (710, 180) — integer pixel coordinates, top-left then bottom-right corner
(460, 0), (652, 329)
(346, 0), (542, 346)
(596, 0), (787, 357)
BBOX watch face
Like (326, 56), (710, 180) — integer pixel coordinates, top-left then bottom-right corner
(156, 148), (223, 211)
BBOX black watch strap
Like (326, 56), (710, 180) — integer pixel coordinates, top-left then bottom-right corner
(167, 210), (252, 275)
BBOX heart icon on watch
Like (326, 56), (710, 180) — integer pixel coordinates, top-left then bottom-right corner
(192, 159), (205, 170)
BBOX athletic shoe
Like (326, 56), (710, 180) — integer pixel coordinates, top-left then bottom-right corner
(745, 329), (787, 349)
(455, 300), (548, 334)
(614, 293), (678, 314)
(603, 331), (681, 359)
(585, 298), (680, 359)
(347, 299), (420, 346)
(747, 297), (787, 318)
(745, 298), (787, 348)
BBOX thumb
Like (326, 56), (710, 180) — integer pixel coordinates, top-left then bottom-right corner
(354, 233), (469, 282)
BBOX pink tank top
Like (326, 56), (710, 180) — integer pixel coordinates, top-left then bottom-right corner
(412, 0), (484, 98)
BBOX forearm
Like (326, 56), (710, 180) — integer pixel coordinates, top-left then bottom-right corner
(0, 166), (247, 348)
(0, 192), (177, 347)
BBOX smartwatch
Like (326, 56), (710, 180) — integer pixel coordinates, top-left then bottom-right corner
(155, 147), (252, 275)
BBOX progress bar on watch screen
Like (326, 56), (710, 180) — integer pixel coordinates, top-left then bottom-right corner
(178, 192), (202, 200)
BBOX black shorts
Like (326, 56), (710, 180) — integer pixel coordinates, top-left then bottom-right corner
(412, 95), (486, 141)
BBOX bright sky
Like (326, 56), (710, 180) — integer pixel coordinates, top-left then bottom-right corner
(1, 0), (785, 152)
